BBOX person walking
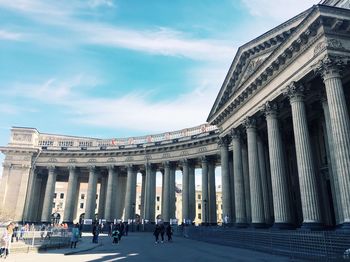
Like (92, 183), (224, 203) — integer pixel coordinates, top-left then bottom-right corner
(70, 223), (80, 248)
(153, 224), (160, 244)
(112, 227), (120, 244)
(166, 224), (173, 242)
(159, 223), (165, 243)
(1, 224), (12, 259)
(92, 223), (99, 243)
(125, 223), (129, 236)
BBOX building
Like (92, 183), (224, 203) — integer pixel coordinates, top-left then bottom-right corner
(0, 1), (349, 230)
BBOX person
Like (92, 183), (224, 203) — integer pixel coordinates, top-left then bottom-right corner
(92, 223), (99, 243)
(153, 224), (160, 244)
(111, 227), (120, 244)
(125, 223), (129, 236)
(70, 223), (80, 248)
(1, 224), (12, 259)
(166, 224), (173, 242)
(40, 223), (46, 241)
(159, 223), (165, 243)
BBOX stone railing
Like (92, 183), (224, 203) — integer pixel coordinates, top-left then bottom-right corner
(35, 124), (218, 149)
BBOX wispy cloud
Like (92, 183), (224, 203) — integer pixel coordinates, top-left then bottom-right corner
(0, 30), (22, 41)
(240, 0), (317, 21)
(88, 0), (116, 8)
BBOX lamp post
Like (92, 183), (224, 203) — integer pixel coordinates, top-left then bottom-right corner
(132, 203), (135, 232)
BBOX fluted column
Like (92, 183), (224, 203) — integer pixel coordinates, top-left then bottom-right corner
(144, 164), (156, 222)
(284, 82), (322, 227)
(23, 167), (37, 222)
(189, 163), (196, 222)
(219, 135), (232, 224)
(242, 144), (251, 223)
(244, 117), (265, 226)
(181, 159), (189, 222)
(208, 158), (217, 224)
(63, 166), (78, 223)
(41, 166), (57, 222)
(163, 161), (171, 222)
(264, 102), (293, 227)
(169, 166), (176, 219)
(149, 166), (156, 223)
(124, 165), (137, 221)
(104, 166), (116, 222)
(317, 57), (350, 226)
(231, 129), (247, 226)
(140, 171), (146, 219)
(201, 157), (209, 225)
(97, 175), (107, 219)
(85, 166), (98, 220)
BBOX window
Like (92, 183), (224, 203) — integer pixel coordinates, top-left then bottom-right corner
(80, 203), (84, 209)
(221, 204), (223, 209)
(52, 202), (55, 208)
(54, 193), (57, 199)
(175, 197), (177, 202)
(197, 194), (201, 200)
(81, 194), (85, 200)
(96, 194), (98, 199)
(198, 214), (202, 219)
(138, 205), (141, 210)
(60, 193), (64, 199)
(157, 196), (160, 202)
(198, 203), (201, 210)
(157, 206), (159, 211)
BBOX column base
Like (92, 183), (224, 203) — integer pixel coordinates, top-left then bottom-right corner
(235, 223), (248, 228)
(251, 223), (267, 228)
(271, 223), (295, 230)
(299, 222), (324, 231)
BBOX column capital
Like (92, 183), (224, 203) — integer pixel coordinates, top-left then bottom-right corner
(88, 165), (96, 172)
(127, 164), (137, 172)
(230, 128), (241, 139)
(48, 165), (55, 172)
(218, 135), (231, 147)
(200, 156), (208, 164)
(243, 116), (257, 129)
(68, 165), (76, 171)
(262, 101), (278, 118)
(107, 165), (115, 171)
(315, 55), (344, 81)
(283, 81), (306, 103)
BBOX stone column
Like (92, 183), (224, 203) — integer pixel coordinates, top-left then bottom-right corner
(149, 166), (156, 223)
(244, 117), (265, 226)
(201, 157), (209, 225)
(163, 161), (171, 223)
(63, 166), (78, 223)
(98, 175), (107, 219)
(242, 143), (251, 223)
(181, 159), (189, 223)
(23, 167), (37, 222)
(321, 98), (343, 224)
(104, 166), (116, 222)
(264, 101), (293, 228)
(140, 171), (146, 219)
(317, 57), (350, 226)
(188, 163), (196, 222)
(231, 129), (247, 226)
(284, 82), (322, 227)
(144, 164), (156, 222)
(124, 165), (137, 221)
(85, 166), (98, 220)
(169, 166), (176, 219)
(208, 158), (217, 224)
(257, 136), (272, 225)
(41, 166), (57, 222)
(219, 135), (232, 224)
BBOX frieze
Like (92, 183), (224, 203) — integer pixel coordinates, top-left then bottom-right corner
(68, 158), (77, 163)
(107, 157), (116, 163)
(125, 156), (134, 162)
(313, 38), (346, 57)
(88, 158), (97, 163)
(144, 155), (152, 160)
(48, 158), (58, 163)
(180, 150), (188, 156)
(12, 133), (32, 143)
(197, 147), (207, 153)
(162, 153), (170, 158)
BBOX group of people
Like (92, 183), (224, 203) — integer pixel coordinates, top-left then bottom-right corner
(153, 223), (173, 244)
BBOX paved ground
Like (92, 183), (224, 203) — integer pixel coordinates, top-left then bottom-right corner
(6, 232), (302, 261)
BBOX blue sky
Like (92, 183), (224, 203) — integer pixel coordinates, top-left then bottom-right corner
(0, 0), (318, 176)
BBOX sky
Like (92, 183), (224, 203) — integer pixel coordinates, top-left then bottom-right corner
(0, 0), (319, 180)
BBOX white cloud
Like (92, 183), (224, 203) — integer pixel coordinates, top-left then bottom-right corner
(240, 0), (318, 21)
(0, 30), (22, 40)
(88, 0), (116, 8)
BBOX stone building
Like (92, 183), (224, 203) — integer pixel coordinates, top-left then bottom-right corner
(0, 1), (349, 230)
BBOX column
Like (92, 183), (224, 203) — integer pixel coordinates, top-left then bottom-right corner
(244, 116), (265, 226)
(257, 136), (272, 225)
(219, 135), (232, 224)
(181, 159), (189, 223)
(41, 166), (57, 222)
(321, 98), (343, 224)
(63, 166), (78, 223)
(188, 162), (196, 222)
(144, 164), (156, 222)
(98, 175), (107, 219)
(201, 157), (209, 225)
(264, 101), (293, 228)
(242, 143), (251, 223)
(140, 171), (146, 219)
(104, 166), (116, 222)
(149, 166), (156, 223)
(231, 129), (247, 226)
(317, 57), (350, 226)
(85, 166), (98, 220)
(169, 166), (176, 219)
(23, 167), (37, 222)
(208, 158), (217, 224)
(163, 161), (171, 223)
(284, 82), (322, 227)
(124, 165), (137, 221)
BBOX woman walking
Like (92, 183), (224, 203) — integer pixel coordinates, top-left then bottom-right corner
(70, 223), (80, 248)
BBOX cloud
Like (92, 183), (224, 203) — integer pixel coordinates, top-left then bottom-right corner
(88, 0), (116, 8)
(0, 30), (22, 41)
(240, 0), (318, 21)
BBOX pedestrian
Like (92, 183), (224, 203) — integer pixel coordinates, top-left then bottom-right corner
(40, 223), (46, 241)
(112, 227), (120, 244)
(166, 224), (173, 242)
(160, 223), (165, 243)
(92, 223), (99, 243)
(70, 223), (80, 248)
(125, 223), (129, 236)
(153, 224), (160, 244)
(0, 224), (12, 259)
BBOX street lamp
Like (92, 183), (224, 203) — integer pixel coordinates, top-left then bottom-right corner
(132, 203), (135, 232)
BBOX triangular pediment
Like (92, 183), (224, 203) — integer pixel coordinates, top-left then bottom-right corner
(207, 7), (312, 123)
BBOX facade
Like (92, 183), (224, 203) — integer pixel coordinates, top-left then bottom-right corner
(0, 2), (349, 230)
